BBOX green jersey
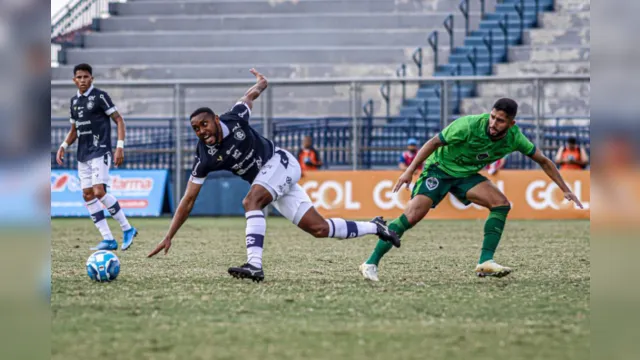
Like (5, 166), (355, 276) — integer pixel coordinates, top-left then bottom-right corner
(424, 113), (536, 178)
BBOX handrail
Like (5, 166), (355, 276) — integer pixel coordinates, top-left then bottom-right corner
(459, 0), (470, 36)
(443, 15), (454, 55)
(51, 75), (591, 87)
(379, 81), (391, 118)
(514, 0), (525, 44)
(362, 99), (374, 118)
(51, 0), (109, 41)
(427, 31), (439, 74)
(466, 47), (478, 75)
(498, 13), (509, 60)
(411, 47), (423, 77)
(483, 30), (494, 71)
(396, 63), (407, 103)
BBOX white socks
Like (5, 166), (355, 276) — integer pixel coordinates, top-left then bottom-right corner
(86, 199), (113, 240)
(325, 219), (377, 239)
(100, 194), (131, 231)
(245, 210), (266, 268)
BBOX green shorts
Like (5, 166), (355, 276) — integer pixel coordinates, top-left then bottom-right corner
(411, 165), (488, 208)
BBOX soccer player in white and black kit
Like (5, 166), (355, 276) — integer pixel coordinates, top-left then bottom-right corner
(148, 68), (400, 282)
(56, 63), (138, 251)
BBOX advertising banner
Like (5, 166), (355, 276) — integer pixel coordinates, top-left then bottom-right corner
(299, 170), (590, 220)
(51, 170), (168, 217)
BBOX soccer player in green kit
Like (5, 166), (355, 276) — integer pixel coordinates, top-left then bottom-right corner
(360, 98), (584, 281)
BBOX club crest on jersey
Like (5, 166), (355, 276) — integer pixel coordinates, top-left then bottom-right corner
(426, 177), (439, 190)
(87, 101), (94, 110)
(476, 152), (490, 161)
(234, 129), (246, 141)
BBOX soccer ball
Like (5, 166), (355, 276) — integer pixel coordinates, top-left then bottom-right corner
(86, 250), (120, 282)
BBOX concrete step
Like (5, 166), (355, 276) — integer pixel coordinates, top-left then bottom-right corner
(83, 29), (449, 48)
(111, 0), (497, 16)
(52, 97), (373, 117)
(493, 61), (590, 76)
(460, 95), (590, 117)
(508, 45), (590, 62)
(538, 11), (589, 29)
(523, 27), (590, 46)
(51, 63), (415, 81)
(554, 0), (590, 12)
(474, 81), (590, 99)
(62, 46), (446, 66)
(97, 13), (484, 32)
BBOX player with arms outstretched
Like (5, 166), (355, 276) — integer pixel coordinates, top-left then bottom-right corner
(56, 63), (138, 251)
(148, 69), (400, 282)
(360, 98), (583, 281)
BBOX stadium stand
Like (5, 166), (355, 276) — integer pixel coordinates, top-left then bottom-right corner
(51, 0), (589, 170)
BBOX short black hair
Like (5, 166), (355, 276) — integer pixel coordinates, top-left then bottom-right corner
(190, 107), (216, 120)
(567, 137), (577, 145)
(492, 98), (518, 119)
(73, 63), (92, 76)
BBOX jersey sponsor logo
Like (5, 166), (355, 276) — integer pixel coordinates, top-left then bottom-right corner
(234, 129), (246, 141)
(232, 149), (242, 159)
(238, 108), (249, 119)
(72, 99), (78, 105)
(301, 180), (361, 210)
(225, 145), (235, 155)
(256, 157), (263, 170)
(425, 177), (439, 190)
(237, 159), (256, 175)
(93, 135), (100, 147)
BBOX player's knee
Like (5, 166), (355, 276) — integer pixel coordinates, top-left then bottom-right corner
(242, 195), (261, 211)
(492, 197), (511, 209)
(82, 190), (95, 202)
(93, 187), (106, 199)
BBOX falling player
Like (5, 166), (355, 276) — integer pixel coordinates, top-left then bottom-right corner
(56, 63), (138, 251)
(360, 98), (584, 281)
(147, 68), (400, 282)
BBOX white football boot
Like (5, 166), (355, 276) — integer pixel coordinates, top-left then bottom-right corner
(475, 260), (513, 278)
(359, 263), (379, 282)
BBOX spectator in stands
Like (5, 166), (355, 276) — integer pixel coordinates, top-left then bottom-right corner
(399, 138), (422, 173)
(485, 157), (507, 175)
(298, 135), (322, 172)
(555, 137), (589, 170)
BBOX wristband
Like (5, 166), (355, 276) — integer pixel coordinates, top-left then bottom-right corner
(60, 142), (69, 149)
(117, 140), (125, 149)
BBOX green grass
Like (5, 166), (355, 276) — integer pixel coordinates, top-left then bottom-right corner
(52, 217), (589, 360)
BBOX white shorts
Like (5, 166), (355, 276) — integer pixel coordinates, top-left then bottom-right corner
(252, 148), (313, 225)
(78, 153), (111, 189)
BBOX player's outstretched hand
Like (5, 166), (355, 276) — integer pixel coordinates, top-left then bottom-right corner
(114, 148), (124, 167)
(56, 147), (65, 165)
(148, 238), (172, 258)
(250, 68), (266, 83)
(393, 170), (414, 193)
(564, 191), (584, 209)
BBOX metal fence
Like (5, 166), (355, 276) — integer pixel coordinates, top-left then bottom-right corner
(51, 75), (590, 205)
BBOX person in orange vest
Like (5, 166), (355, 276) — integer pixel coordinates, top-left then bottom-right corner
(554, 137), (589, 170)
(298, 135), (322, 172)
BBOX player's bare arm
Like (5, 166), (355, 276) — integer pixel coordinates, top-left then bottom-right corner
(238, 68), (268, 110)
(393, 135), (444, 192)
(531, 149), (584, 208)
(148, 180), (204, 257)
(56, 123), (78, 165)
(110, 111), (126, 167)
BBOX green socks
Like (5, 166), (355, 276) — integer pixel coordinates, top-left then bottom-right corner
(366, 214), (412, 266)
(479, 205), (511, 264)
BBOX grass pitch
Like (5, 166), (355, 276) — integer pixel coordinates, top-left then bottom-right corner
(52, 217), (589, 360)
